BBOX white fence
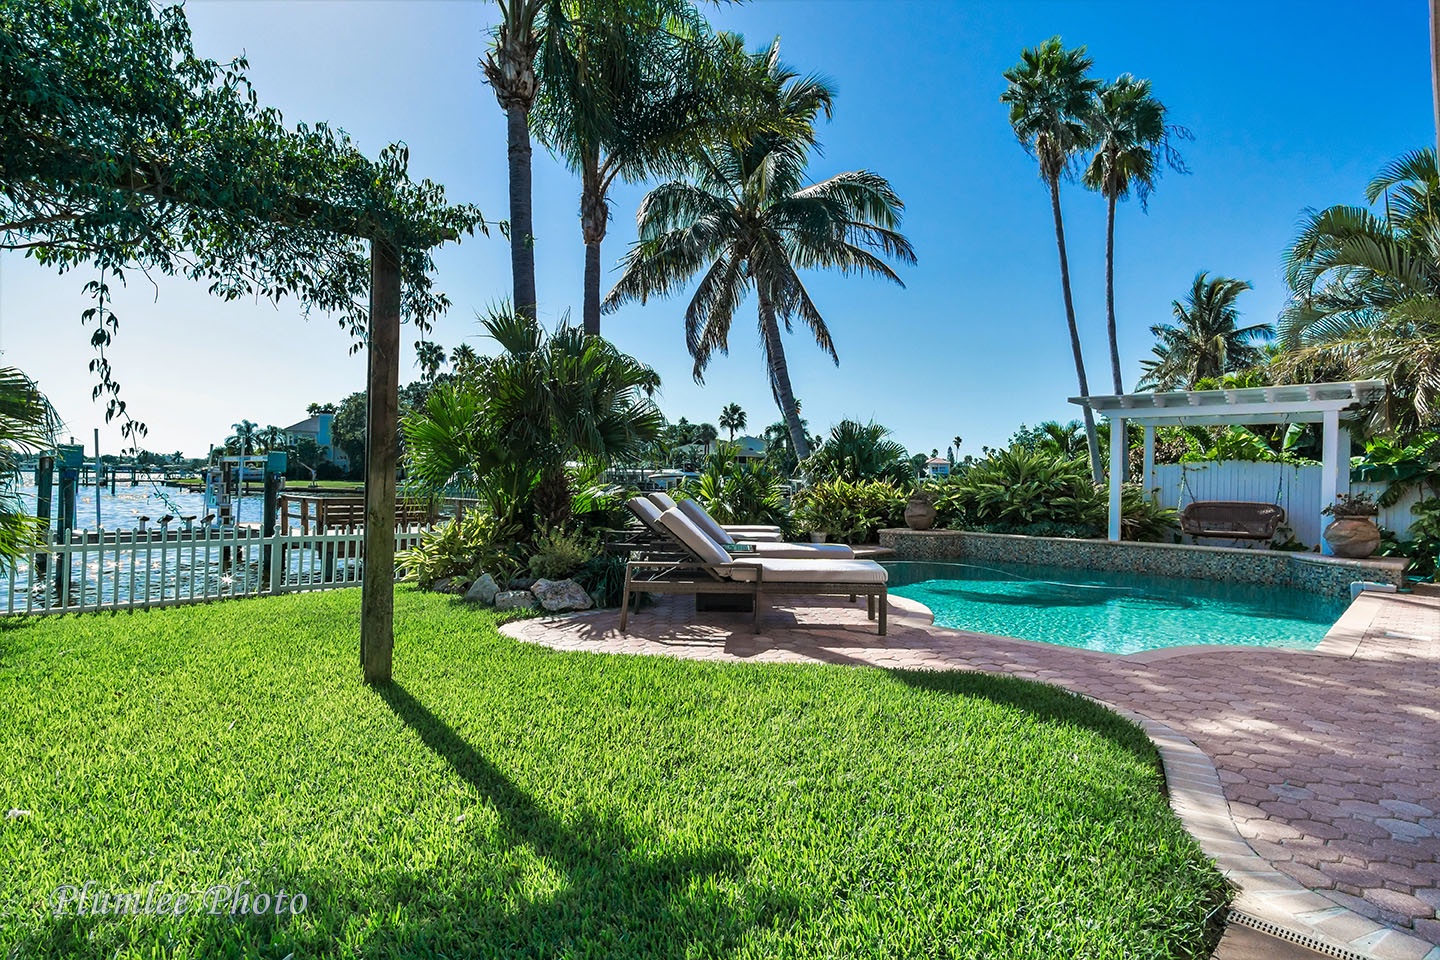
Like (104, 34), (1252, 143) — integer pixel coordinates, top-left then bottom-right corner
(1148, 462), (1422, 549)
(1, 525), (428, 616)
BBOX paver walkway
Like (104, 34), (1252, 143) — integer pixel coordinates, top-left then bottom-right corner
(502, 589), (1440, 959)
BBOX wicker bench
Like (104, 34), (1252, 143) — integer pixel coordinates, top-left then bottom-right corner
(1179, 501), (1285, 543)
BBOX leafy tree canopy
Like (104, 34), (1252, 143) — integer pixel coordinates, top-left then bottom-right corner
(0, 0), (485, 442)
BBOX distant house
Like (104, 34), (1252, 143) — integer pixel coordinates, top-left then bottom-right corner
(725, 435), (767, 461)
(284, 413), (349, 471)
(925, 456), (950, 478)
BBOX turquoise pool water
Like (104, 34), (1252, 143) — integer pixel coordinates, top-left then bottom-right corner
(885, 561), (1348, 655)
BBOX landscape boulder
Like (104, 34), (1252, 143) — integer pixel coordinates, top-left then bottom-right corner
(494, 590), (537, 612)
(530, 578), (594, 613)
(465, 573), (499, 605)
(433, 577), (471, 595)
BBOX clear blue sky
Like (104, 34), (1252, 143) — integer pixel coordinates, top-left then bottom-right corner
(0, 0), (1430, 458)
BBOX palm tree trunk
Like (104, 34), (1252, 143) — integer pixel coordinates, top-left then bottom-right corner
(1047, 177), (1103, 483)
(1432, 0), (1440, 156)
(1104, 191), (1124, 395)
(581, 164), (606, 337)
(758, 294), (810, 461)
(506, 104), (538, 322)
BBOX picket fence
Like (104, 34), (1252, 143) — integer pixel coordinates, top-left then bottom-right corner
(2, 525), (428, 616)
(1149, 461), (1423, 549)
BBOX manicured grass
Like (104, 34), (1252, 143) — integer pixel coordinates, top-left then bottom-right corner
(0, 589), (1227, 958)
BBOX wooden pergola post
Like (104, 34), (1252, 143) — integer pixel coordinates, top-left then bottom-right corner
(361, 237), (402, 684)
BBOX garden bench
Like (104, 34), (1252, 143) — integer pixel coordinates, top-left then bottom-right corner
(1179, 501), (1285, 543)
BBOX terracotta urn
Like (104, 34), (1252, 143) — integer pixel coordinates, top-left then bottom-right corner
(1322, 517), (1381, 559)
(904, 495), (938, 531)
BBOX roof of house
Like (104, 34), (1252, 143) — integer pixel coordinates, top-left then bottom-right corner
(925, 457), (949, 467)
(284, 416), (323, 434)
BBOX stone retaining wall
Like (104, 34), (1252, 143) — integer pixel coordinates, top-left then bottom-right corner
(876, 529), (1408, 600)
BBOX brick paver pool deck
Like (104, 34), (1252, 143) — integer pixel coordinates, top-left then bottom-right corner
(502, 588), (1440, 960)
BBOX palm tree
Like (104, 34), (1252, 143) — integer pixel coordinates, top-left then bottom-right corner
(258, 425), (286, 452)
(0, 367), (58, 566)
(1137, 273), (1270, 391)
(483, 0), (545, 321)
(605, 45), (915, 460)
(414, 340), (447, 382)
(227, 419), (259, 455)
(1083, 75), (1189, 394)
(1002, 37), (1103, 481)
(536, 0), (755, 335)
(719, 402), (746, 439)
(696, 422), (718, 456)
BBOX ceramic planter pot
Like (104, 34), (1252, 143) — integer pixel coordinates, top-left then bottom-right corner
(904, 496), (938, 531)
(1323, 517), (1381, 558)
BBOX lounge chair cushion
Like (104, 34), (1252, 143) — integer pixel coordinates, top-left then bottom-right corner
(627, 496), (666, 533)
(648, 491), (679, 512)
(657, 507), (731, 566)
(746, 542), (855, 560)
(726, 557), (888, 584)
(677, 498), (737, 545)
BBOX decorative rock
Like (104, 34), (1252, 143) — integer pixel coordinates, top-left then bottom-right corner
(494, 590), (537, 612)
(465, 573), (499, 605)
(508, 577), (537, 591)
(530, 578), (594, 613)
(436, 577), (471, 595)
(432, 577), (454, 594)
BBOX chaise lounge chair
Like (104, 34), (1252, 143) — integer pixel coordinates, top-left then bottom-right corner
(620, 505), (889, 636)
(626, 498), (854, 560)
(647, 491), (785, 541)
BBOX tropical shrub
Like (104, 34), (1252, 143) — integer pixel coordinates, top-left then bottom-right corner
(680, 454), (791, 530)
(403, 309), (664, 535)
(573, 553), (628, 608)
(793, 478), (906, 544)
(803, 420), (914, 484)
(928, 448), (1176, 542)
(1379, 497), (1440, 580)
(527, 525), (600, 580)
(397, 511), (521, 588)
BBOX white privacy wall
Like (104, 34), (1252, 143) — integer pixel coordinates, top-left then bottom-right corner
(1148, 462), (1421, 549)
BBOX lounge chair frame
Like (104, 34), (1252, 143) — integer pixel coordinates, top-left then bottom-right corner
(620, 558), (887, 636)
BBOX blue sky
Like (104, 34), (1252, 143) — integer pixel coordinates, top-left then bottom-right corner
(0, 0), (1430, 458)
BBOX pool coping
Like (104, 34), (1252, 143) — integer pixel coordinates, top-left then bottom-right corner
(888, 591), (1439, 960)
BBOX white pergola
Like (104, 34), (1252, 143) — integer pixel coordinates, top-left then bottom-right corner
(1070, 380), (1386, 553)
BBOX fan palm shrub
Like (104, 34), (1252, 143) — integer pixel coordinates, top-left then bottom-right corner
(679, 452), (790, 530)
(803, 419), (912, 483)
(0, 368), (59, 566)
(403, 307), (664, 535)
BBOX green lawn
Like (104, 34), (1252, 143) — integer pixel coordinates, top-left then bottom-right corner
(0, 589), (1227, 959)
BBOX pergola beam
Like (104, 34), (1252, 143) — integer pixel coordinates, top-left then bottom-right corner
(1072, 381), (1385, 551)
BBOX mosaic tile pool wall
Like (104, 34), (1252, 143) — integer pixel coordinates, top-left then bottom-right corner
(876, 529), (1407, 601)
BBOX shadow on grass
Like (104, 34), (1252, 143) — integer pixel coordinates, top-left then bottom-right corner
(888, 668), (1158, 762)
(368, 680), (791, 957)
(8, 682), (795, 959)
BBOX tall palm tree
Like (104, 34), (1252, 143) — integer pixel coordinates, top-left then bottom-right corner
(414, 340), (447, 382)
(1137, 273), (1269, 391)
(719, 402), (746, 439)
(1002, 37), (1103, 481)
(258, 425), (286, 452)
(604, 47), (914, 460)
(228, 419), (259, 455)
(483, 0), (545, 321)
(1083, 75), (1189, 394)
(0, 367), (58, 566)
(534, 0), (732, 335)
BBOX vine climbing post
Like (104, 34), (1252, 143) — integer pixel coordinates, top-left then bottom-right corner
(361, 237), (402, 684)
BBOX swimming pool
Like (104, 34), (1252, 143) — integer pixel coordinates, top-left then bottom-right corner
(884, 561), (1349, 655)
